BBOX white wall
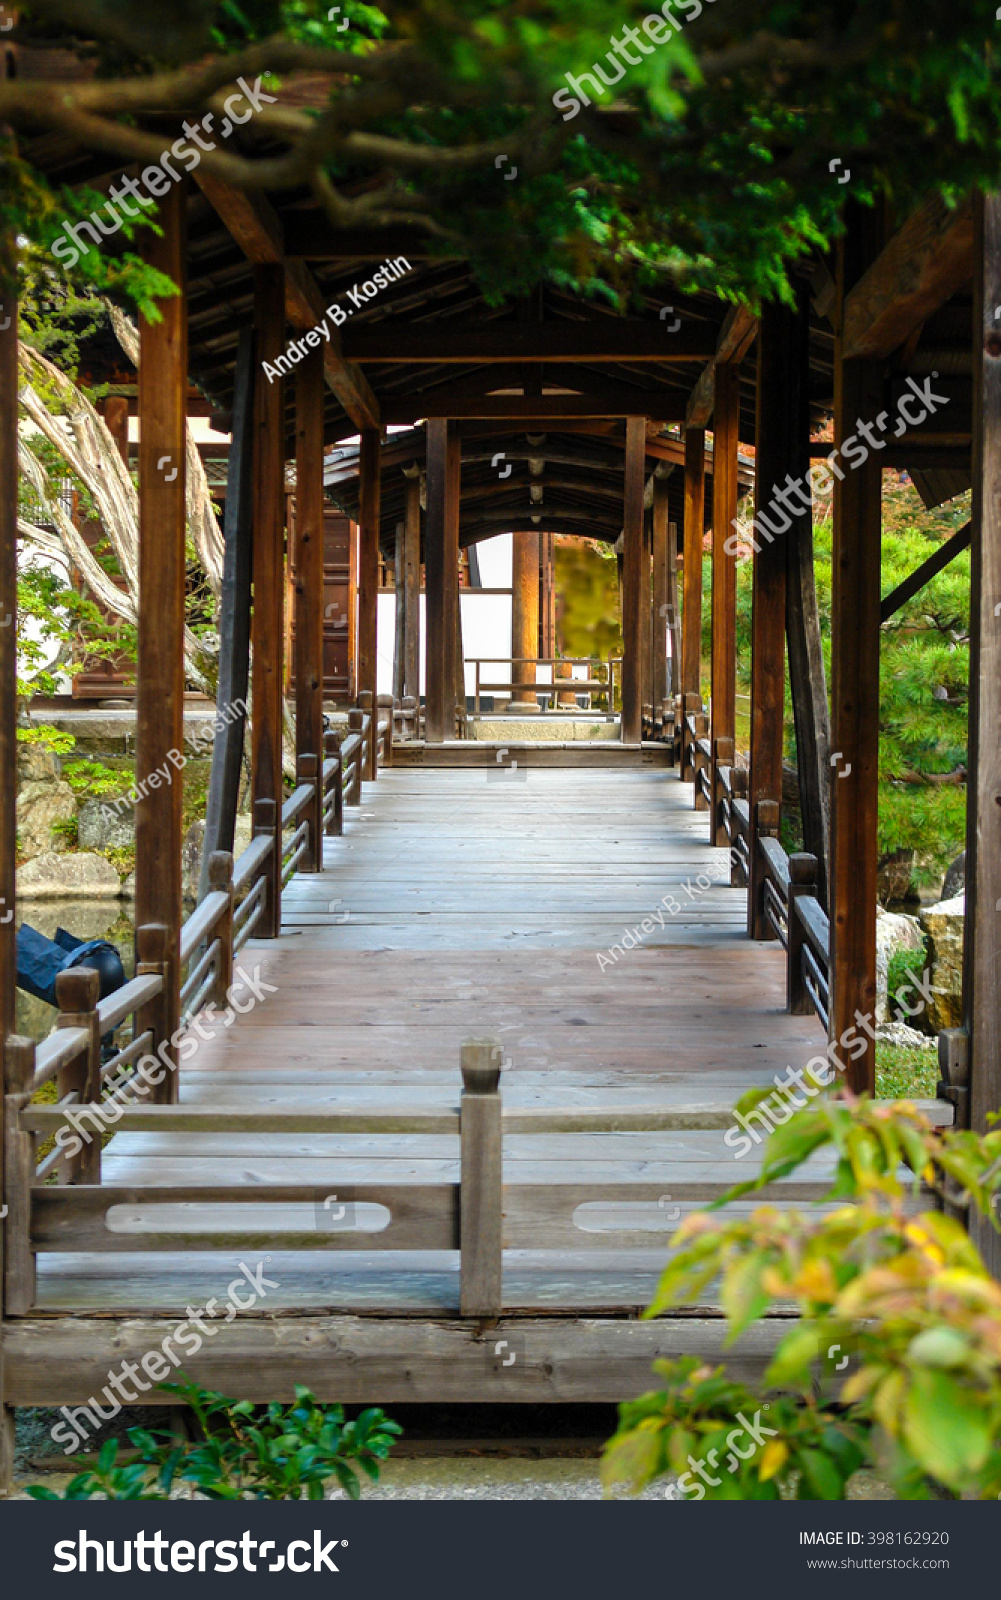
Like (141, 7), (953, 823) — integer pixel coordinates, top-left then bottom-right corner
(376, 533), (515, 701)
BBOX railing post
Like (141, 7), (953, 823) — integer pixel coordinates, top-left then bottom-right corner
(378, 693), (395, 769)
(54, 967), (102, 1183)
(937, 1028), (970, 1129)
(750, 799), (780, 940)
(208, 851), (235, 1009)
(358, 689), (375, 782)
(460, 1036), (503, 1318)
(692, 710), (709, 808)
(324, 728), (344, 836)
(713, 735), (734, 847)
(730, 765), (748, 885)
(136, 922), (172, 1104)
(681, 693), (700, 781)
(4, 1035), (37, 1315)
(401, 695), (418, 741)
(297, 751), (321, 871)
(787, 851), (819, 1015)
(252, 796), (279, 938)
(347, 709), (364, 805)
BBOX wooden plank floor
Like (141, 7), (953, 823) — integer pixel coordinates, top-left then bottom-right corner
(38, 766), (831, 1314)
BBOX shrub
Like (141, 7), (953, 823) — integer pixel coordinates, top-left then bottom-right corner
(28, 1380), (402, 1501)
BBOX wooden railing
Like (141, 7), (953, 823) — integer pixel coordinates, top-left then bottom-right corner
(467, 656), (614, 715)
(12, 1035), (930, 1321)
(712, 738), (749, 887)
(747, 803), (830, 1028)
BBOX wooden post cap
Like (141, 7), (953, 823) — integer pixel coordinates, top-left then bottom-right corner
(460, 1036), (503, 1094)
(297, 752), (318, 778)
(938, 1027), (969, 1087)
(254, 797), (277, 831)
(4, 1034), (37, 1095)
(324, 728), (342, 753)
(208, 850), (234, 891)
(789, 852), (819, 886)
(348, 708), (364, 730)
(358, 689), (373, 709)
(55, 965), (100, 1014)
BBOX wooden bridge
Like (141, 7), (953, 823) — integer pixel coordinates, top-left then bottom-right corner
(2, 718), (953, 1428)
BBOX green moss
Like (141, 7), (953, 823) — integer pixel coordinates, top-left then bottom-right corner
(875, 1043), (939, 1101)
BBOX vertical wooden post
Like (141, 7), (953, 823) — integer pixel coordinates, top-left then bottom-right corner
(4, 1037), (37, 1318)
(829, 207), (884, 1096)
(711, 364), (739, 844)
(54, 968), (102, 1185)
(135, 923), (171, 1104)
(199, 326), (254, 902)
(682, 428), (705, 718)
(511, 530), (540, 710)
(540, 530), (556, 662)
(652, 487), (669, 720)
(459, 1035), (503, 1317)
(393, 520), (406, 704)
(403, 472), (421, 701)
(448, 427), (463, 731)
(965, 190), (1001, 1276)
(347, 709), (364, 803)
(425, 419), (457, 742)
(358, 426), (382, 779)
(641, 508), (654, 735)
(621, 417), (647, 745)
(251, 264), (286, 939)
(357, 688), (374, 781)
(295, 344), (325, 871)
(136, 181), (187, 1044)
(101, 395), (130, 467)
(208, 851), (234, 1009)
(324, 727), (344, 835)
(787, 852), (820, 1015)
(666, 518), (681, 709)
(785, 282), (832, 906)
(749, 302), (790, 938)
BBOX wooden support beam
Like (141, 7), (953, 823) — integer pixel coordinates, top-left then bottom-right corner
(135, 182), (187, 1083)
(710, 363), (740, 843)
(101, 395), (130, 466)
(880, 520), (972, 622)
(965, 190), (1001, 1278)
(540, 530), (556, 662)
(511, 530), (541, 709)
(294, 343), (325, 869)
(842, 194), (975, 362)
(425, 420), (457, 742)
(194, 173), (380, 431)
(447, 426), (462, 727)
(393, 520), (406, 704)
(667, 520), (682, 704)
(403, 473), (421, 701)
(357, 427), (382, 776)
(829, 208), (885, 1095)
(749, 302), (791, 938)
(342, 321), (717, 364)
(621, 417), (647, 745)
(652, 479), (670, 710)
(251, 264), (286, 938)
(685, 305), (758, 429)
(382, 392), (685, 426)
(786, 287), (832, 908)
(199, 327), (254, 902)
(682, 429), (705, 709)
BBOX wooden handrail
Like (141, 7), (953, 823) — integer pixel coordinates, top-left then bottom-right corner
(27, 1025), (90, 1093)
(95, 972), (164, 1036)
(281, 782), (315, 829)
(233, 831), (273, 892)
(179, 890), (230, 965)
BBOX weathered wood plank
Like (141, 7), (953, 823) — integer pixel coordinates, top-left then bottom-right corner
(842, 194), (974, 362)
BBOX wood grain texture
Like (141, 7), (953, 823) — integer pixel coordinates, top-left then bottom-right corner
(842, 194), (974, 362)
(295, 344), (325, 869)
(357, 427), (382, 743)
(710, 363), (739, 842)
(136, 182), (187, 1072)
(424, 419), (455, 742)
(621, 417), (647, 744)
(966, 191), (1001, 1277)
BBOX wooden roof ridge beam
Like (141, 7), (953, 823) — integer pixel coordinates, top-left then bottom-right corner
(341, 320), (717, 362)
(194, 172), (380, 432)
(842, 194), (974, 363)
(684, 304), (757, 429)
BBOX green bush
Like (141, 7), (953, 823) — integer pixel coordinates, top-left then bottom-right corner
(28, 1380), (402, 1501)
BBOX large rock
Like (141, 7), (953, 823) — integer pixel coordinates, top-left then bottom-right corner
(875, 907), (925, 1024)
(942, 851), (966, 901)
(17, 739), (61, 785)
(78, 796), (136, 851)
(919, 892), (965, 1032)
(18, 851), (123, 899)
(16, 779), (77, 857)
(182, 820), (205, 901)
(877, 848), (916, 905)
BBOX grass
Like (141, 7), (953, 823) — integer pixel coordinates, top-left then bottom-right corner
(875, 1043), (939, 1101)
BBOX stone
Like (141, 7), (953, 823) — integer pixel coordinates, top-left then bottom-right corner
(16, 779), (77, 857)
(875, 1019), (936, 1049)
(77, 796), (136, 851)
(919, 892), (965, 1032)
(17, 739), (61, 784)
(942, 850), (966, 902)
(877, 848), (916, 905)
(17, 851), (122, 899)
(875, 906), (925, 1024)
